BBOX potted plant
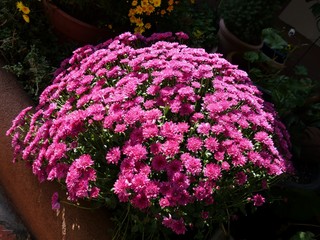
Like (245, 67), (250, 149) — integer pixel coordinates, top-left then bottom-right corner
(307, 0), (320, 32)
(41, 0), (219, 47)
(217, 0), (285, 61)
(243, 27), (296, 72)
(41, 0), (193, 44)
(6, 32), (294, 239)
(156, 0), (219, 52)
(231, 63), (320, 239)
(260, 28), (291, 67)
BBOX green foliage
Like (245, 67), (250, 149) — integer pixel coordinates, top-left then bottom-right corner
(290, 231), (316, 240)
(218, 0), (286, 44)
(262, 28), (290, 52)
(244, 48), (320, 162)
(0, 0), (77, 100)
(158, 1), (219, 51)
(307, 0), (320, 31)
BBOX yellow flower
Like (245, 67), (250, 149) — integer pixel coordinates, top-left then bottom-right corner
(193, 29), (203, 38)
(135, 6), (143, 14)
(146, 5), (155, 14)
(160, 9), (166, 15)
(134, 17), (144, 27)
(134, 26), (145, 34)
(145, 22), (151, 29)
(128, 8), (136, 16)
(141, 5), (148, 13)
(129, 16), (137, 24)
(22, 14), (30, 23)
(16, 1), (30, 14)
(132, 0), (138, 6)
(141, 0), (148, 7)
(153, 0), (161, 7)
(167, 5), (173, 12)
(16, 1), (23, 9)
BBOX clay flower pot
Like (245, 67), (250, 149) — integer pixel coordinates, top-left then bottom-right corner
(0, 62), (113, 239)
(217, 19), (263, 62)
(42, 0), (115, 44)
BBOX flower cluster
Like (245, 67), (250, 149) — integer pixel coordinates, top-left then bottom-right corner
(16, 1), (30, 23)
(7, 32), (293, 238)
(128, 0), (180, 34)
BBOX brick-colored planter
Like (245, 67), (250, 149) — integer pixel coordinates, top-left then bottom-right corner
(0, 63), (113, 240)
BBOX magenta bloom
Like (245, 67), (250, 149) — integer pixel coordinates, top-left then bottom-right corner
(162, 216), (186, 235)
(51, 192), (60, 210)
(106, 147), (121, 164)
(252, 194), (266, 206)
(204, 163), (221, 180)
(7, 32), (293, 237)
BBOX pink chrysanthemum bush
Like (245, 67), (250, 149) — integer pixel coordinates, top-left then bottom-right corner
(7, 32), (293, 239)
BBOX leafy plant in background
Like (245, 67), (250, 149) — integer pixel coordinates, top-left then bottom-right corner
(260, 28), (293, 64)
(307, 0), (320, 32)
(157, 1), (219, 51)
(218, 0), (286, 45)
(7, 32), (293, 239)
(0, 0), (77, 100)
(245, 49), (320, 157)
(290, 231), (317, 240)
(50, 0), (177, 34)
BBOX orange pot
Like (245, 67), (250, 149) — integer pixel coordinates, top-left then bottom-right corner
(42, 0), (115, 44)
(0, 62), (113, 240)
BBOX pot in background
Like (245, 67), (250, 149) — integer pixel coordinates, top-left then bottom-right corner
(42, 0), (115, 44)
(217, 19), (263, 62)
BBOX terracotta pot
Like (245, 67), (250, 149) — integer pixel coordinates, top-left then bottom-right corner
(0, 62), (113, 240)
(42, 0), (115, 44)
(217, 19), (263, 62)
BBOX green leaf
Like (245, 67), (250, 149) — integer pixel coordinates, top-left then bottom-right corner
(290, 231), (316, 240)
(243, 51), (260, 62)
(310, 3), (320, 19)
(294, 65), (309, 76)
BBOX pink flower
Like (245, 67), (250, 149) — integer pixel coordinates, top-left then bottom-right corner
(160, 122), (177, 139)
(252, 194), (265, 206)
(204, 163), (221, 180)
(197, 123), (211, 135)
(186, 137), (203, 152)
(166, 159), (183, 177)
(254, 131), (271, 145)
(204, 137), (219, 152)
(161, 140), (180, 157)
(74, 154), (94, 169)
(65, 155), (97, 201)
(181, 153), (202, 175)
(7, 32), (294, 237)
(113, 176), (131, 202)
(114, 124), (127, 133)
(51, 192), (60, 210)
(142, 123), (159, 139)
(159, 197), (170, 208)
(106, 147), (121, 164)
(151, 155), (167, 171)
(123, 144), (147, 162)
(193, 181), (213, 201)
(235, 171), (247, 185)
(131, 193), (150, 209)
(175, 32), (189, 40)
(162, 216), (186, 235)
(201, 211), (209, 219)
